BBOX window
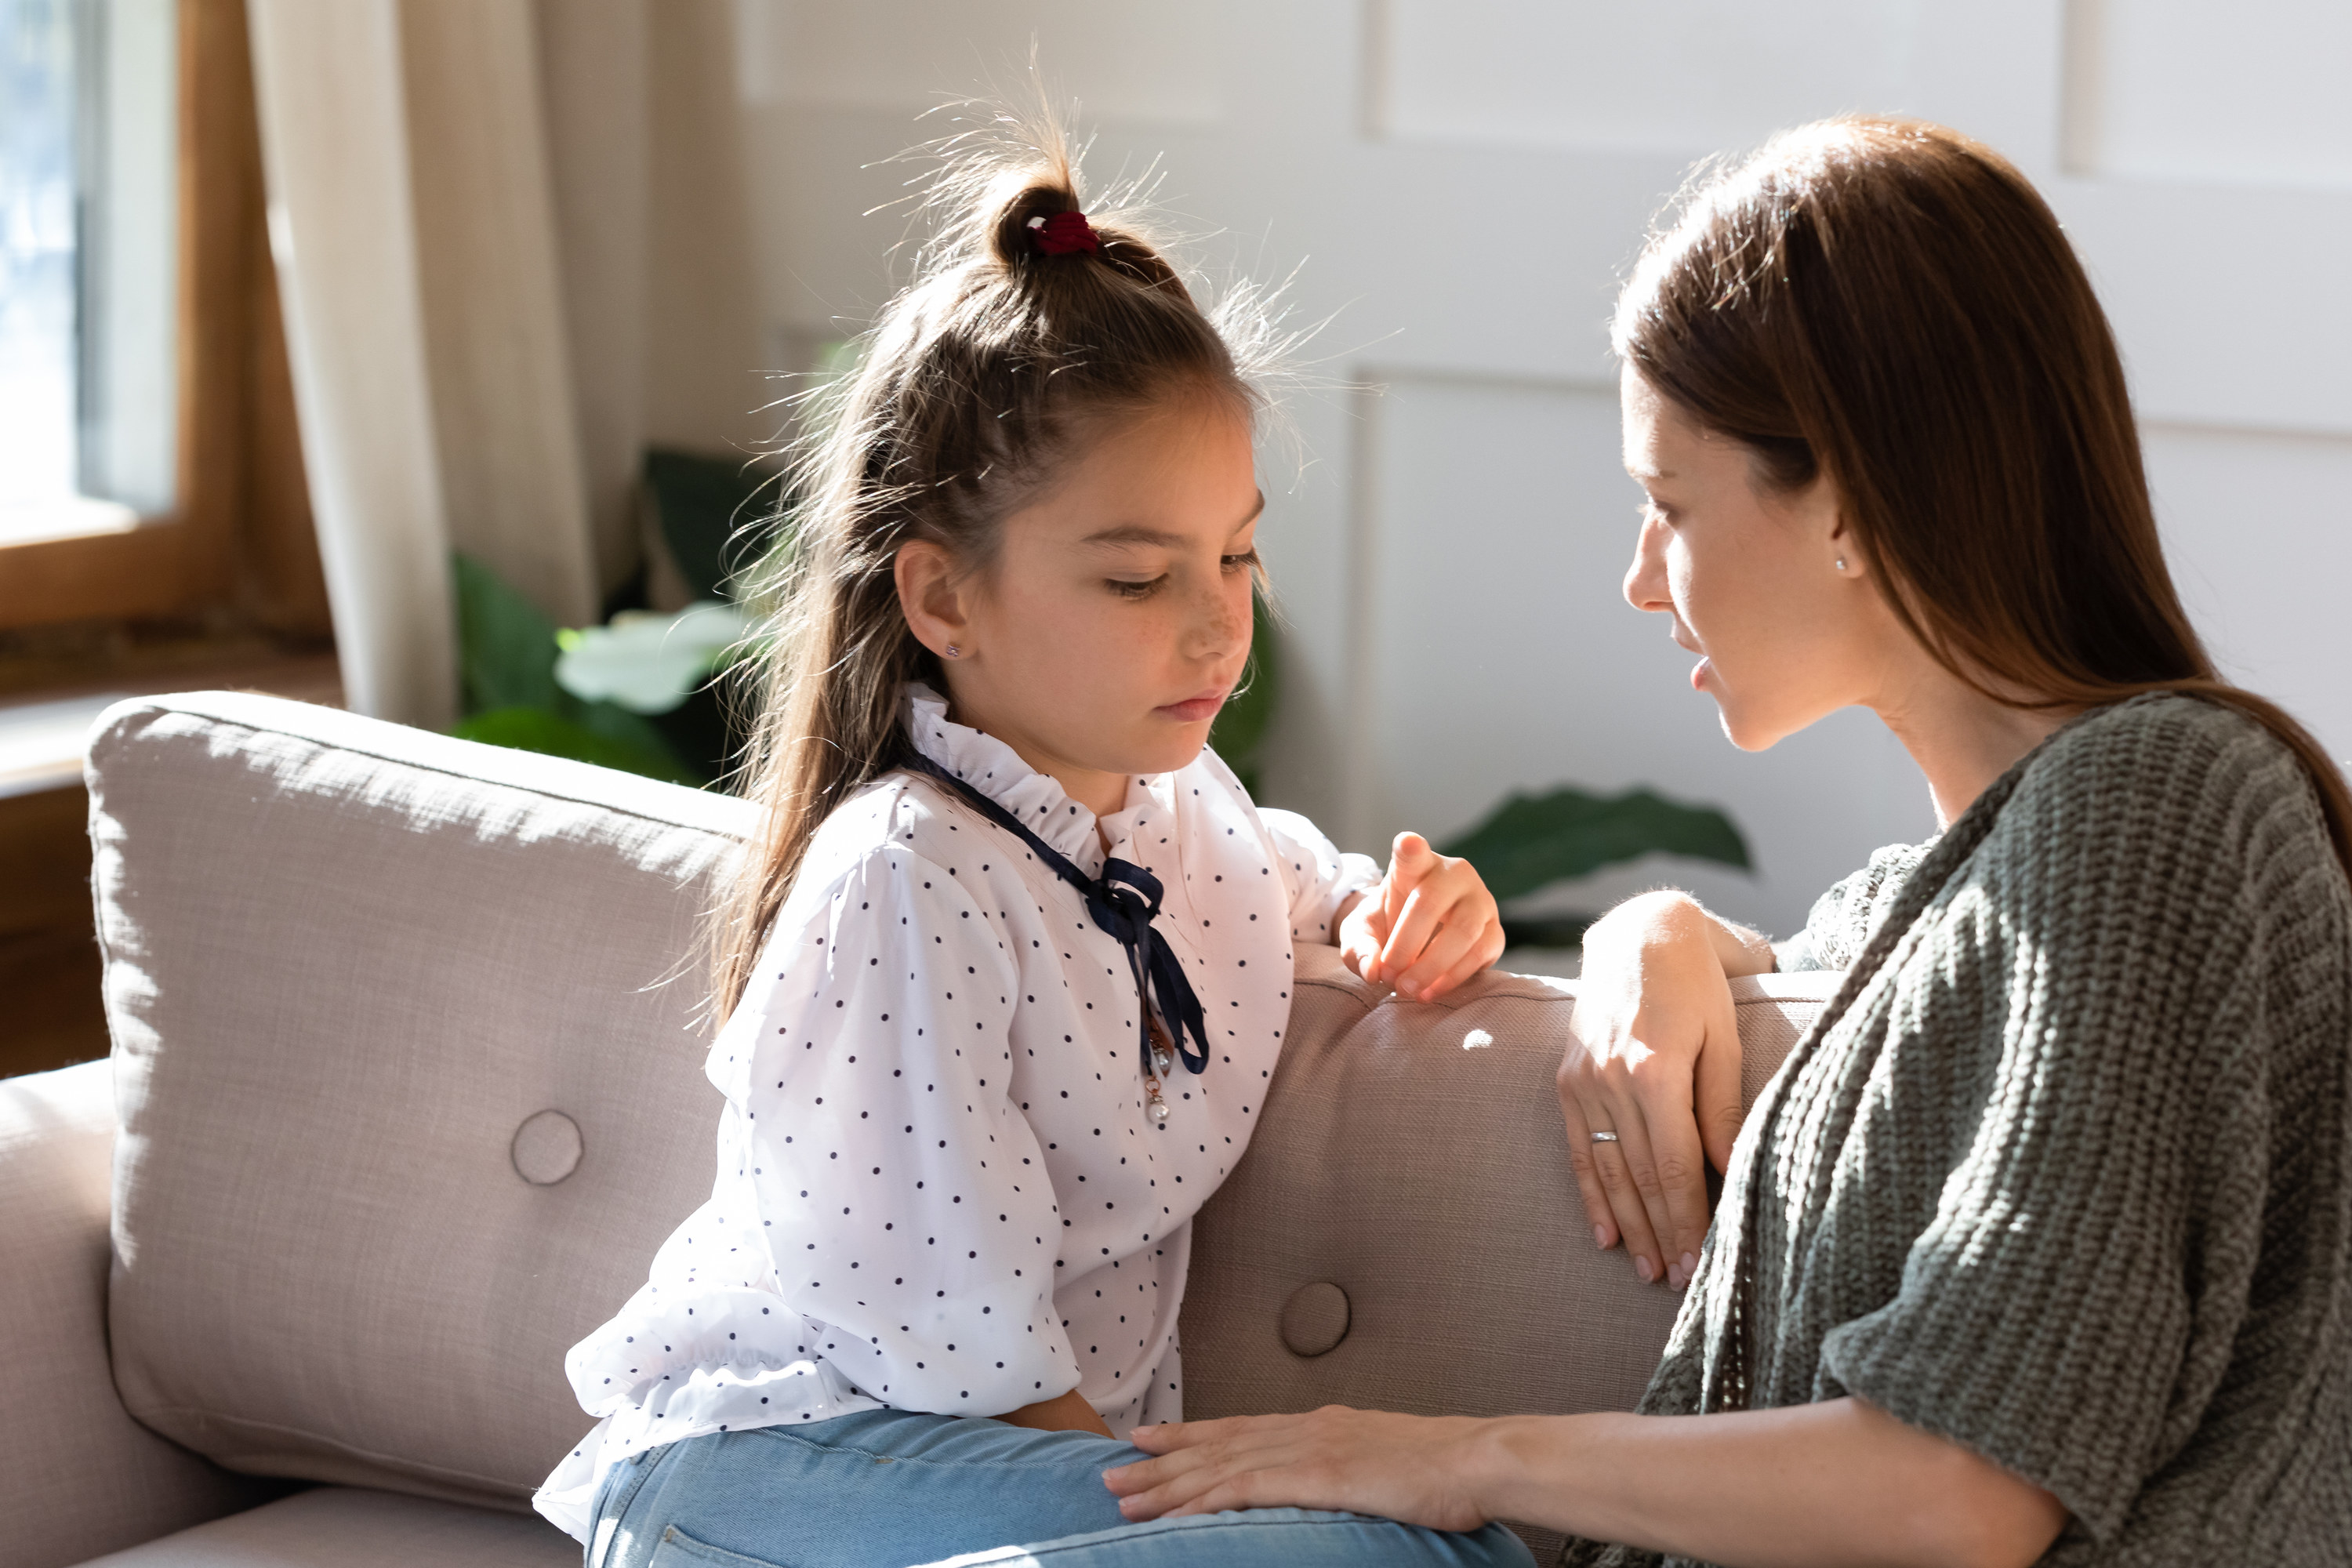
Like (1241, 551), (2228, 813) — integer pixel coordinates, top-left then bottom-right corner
(2, 0), (177, 543)
(0, 0), (328, 637)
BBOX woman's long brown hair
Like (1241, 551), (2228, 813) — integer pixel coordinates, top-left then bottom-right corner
(1614, 115), (2352, 878)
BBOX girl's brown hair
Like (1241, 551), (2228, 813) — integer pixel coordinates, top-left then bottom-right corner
(1614, 114), (2352, 877)
(708, 104), (1283, 1016)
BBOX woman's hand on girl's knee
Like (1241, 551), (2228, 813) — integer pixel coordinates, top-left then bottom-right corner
(1102, 1407), (1494, 1530)
(1338, 833), (1506, 1002)
(1560, 893), (1747, 1290)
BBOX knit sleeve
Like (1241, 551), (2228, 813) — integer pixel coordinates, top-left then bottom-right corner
(1817, 711), (2301, 1540)
(1774, 841), (1933, 972)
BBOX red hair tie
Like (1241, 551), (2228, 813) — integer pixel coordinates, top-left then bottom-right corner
(1028, 211), (1100, 256)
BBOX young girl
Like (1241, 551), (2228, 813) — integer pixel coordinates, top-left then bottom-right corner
(534, 111), (1527, 1568)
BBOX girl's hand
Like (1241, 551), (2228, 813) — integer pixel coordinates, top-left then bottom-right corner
(1103, 1407), (1494, 1529)
(1338, 833), (1505, 1002)
(1560, 892), (1751, 1290)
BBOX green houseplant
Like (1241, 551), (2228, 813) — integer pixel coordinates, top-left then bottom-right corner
(1440, 784), (1751, 949)
(449, 449), (779, 788)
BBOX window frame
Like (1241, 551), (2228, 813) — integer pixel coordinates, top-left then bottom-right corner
(0, 0), (318, 633)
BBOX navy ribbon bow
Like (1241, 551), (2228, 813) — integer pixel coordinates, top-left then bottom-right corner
(901, 751), (1210, 1083)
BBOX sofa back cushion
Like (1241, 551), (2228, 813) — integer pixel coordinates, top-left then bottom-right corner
(1185, 952), (1838, 1428)
(91, 694), (751, 1509)
(89, 693), (1841, 1515)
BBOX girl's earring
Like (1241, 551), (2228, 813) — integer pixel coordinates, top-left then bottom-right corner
(1834, 557), (1848, 573)
(942, 644), (960, 659)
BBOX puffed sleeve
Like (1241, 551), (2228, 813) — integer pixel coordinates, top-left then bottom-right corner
(1258, 808), (1380, 945)
(726, 847), (1080, 1417)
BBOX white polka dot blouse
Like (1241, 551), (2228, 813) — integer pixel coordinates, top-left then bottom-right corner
(533, 686), (1377, 1541)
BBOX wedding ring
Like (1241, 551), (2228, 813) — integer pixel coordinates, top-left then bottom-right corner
(1588, 1130), (1621, 1144)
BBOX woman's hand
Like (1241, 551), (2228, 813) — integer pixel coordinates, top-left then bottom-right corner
(1103, 1406), (1494, 1529)
(1338, 833), (1506, 1002)
(1563, 892), (1767, 1288)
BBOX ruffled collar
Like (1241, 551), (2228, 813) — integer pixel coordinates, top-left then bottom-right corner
(902, 685), (1171, 876)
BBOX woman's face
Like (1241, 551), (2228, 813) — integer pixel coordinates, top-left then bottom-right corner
(906, 393), (1262, 793)
(1619, 366), (1890, 751)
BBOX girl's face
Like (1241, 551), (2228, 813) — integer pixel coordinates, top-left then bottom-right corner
(900, 393), (1261, 811)
(1618, 366), (1892, 750)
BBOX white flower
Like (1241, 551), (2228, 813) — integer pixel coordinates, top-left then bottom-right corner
(554, 601), (753, 714)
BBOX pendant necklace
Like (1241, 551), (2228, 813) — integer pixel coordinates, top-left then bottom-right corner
(1144, 1013), (1175, 1123)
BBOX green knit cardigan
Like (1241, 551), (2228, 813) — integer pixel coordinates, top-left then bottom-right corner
(1563, 694), (2352, 1566)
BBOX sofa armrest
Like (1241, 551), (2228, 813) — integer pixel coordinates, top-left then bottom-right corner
(1, 1061), (278, 1568)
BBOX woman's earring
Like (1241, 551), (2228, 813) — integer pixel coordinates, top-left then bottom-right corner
(1834, 557), (1848, 573)
(942, 644), (960, 659)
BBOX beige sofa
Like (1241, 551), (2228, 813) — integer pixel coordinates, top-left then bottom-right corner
(2, 692), (1839, 1567)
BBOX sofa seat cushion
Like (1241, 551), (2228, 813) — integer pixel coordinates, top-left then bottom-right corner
(74, 1488), (579, 1567)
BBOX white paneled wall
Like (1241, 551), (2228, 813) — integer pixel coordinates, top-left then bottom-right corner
(2145, 424), (2352, 743)
(728, 0), (2351, 938)
(2065, 0), (2352, 186)
(1378, 0), (1926, 156)
(733, 1), (1221, 123)
(1356, 376), (1929, 928)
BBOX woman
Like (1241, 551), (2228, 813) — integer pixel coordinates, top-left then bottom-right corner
(1100, 117), (2352, 1566)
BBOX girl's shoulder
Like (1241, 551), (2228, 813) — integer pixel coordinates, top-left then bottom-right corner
(800, 770), (938, 873)
(778, 771), (989, 925)
(716, 775), (1006, 1061)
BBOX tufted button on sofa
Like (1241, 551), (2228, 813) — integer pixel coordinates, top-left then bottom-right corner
(0, 692), (1841, 1566)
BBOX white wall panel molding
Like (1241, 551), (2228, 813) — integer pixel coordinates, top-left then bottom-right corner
(2141, 421), (2352, 759)
(2063, 0), (2352, 190)
(2053, 181), (2352, 435)
(1367, 0), (1929, 158)
(733, 0), (1221, 125)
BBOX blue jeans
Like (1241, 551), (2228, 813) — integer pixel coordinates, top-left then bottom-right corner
(587, 1410), (1537, 1568)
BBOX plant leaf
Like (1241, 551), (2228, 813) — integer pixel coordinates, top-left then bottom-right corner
(1439, 786), (1751, 904)
(452, 553), (561, 717)
(553, 601), (753, 715)
(452, 706), (702, 786)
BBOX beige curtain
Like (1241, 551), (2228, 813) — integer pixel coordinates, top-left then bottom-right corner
(248, 0), (761, 727)
(398, 0), (599, 627)
(246, 0), (455, 728)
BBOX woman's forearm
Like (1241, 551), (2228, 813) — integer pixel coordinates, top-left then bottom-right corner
(1464, 1398), (2064, 1568)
